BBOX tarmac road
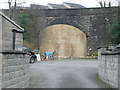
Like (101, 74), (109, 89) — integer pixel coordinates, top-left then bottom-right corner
(29, 59), (110, 88)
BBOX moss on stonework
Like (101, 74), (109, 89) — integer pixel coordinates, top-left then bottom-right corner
(95, 73), (113, 88)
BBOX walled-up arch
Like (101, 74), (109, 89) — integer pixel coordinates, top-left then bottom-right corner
(39, 24), (87, 58)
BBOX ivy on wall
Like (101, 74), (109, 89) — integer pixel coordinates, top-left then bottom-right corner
(17, 13), (35, 50)
(17, 13), (32, 40)
(110, 16), (120, 44)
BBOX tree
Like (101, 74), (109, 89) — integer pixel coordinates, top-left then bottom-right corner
(7, 0), (26, 18)
(17, 14), (35, 50)
(110, 16), (120, 44)
(17, 13), (32, 40)
(97, 0), (118, 7)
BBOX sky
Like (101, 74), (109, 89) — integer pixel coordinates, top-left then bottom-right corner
(0, 0), (99, 9)
(0, 0), (118, 9)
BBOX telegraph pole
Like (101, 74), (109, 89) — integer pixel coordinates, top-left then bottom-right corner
(8, 0), (12, 18)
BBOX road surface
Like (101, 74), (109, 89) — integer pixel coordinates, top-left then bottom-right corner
(29, 59), (110, 88)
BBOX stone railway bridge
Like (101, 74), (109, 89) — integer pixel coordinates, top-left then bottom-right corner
(4, 7), (119, 58)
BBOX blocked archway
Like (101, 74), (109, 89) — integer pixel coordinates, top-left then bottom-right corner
(39, 24), (87, 58)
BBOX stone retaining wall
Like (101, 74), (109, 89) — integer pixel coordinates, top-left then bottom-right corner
(2, 51), (29, 88)
(98, 48), (120, 89)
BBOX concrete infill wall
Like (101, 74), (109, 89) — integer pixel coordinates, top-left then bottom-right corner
(39, 24), (87, 58)
(98, 47), (120, 89)
(2, 51), (29, 88)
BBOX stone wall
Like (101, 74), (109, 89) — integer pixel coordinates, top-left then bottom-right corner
(2, 51), (29, 88)
(98, 47), (120, 89)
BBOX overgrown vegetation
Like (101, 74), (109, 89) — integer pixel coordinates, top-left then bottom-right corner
(23, 40), (36, 50)
(109, 16), (120, 44)
(92, 52), (98, 56)
(17, 13), (33, 49)
(17, 13), (31, 40)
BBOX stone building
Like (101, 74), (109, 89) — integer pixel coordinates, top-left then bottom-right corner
(0, 12), (29, 88)
(30, 2), (86, 9)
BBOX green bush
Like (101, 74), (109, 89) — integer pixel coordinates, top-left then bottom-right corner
(92, 52), (98, 56)
(17, 13), (32, 40)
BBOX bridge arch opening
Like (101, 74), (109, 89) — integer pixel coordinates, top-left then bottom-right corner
(39, 24), (87, 58)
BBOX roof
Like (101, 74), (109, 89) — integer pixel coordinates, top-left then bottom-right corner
(30, 2), (86, 9)
(31, 4), (49, 9)
(63, 2), (86, 8)
(0, 12), (24, 31)
(48, 3), (67, 9)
